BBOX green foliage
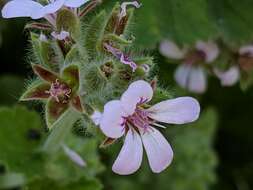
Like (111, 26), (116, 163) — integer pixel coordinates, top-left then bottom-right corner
(43, 108), (82, 153)
(0, 173), (25, 189)
(0, 106), (44, 179)
(27, 177), (102, 190)
(104, 0), (253, 50)
(0, 75), (24, 105)
(209, 0), (253, 48)
(137, 0), (217, 47)
(0, 106), (104, 189)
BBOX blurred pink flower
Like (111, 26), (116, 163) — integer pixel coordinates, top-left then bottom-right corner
(99, 80), (200, 175)
(160, 40), (220, 93)
(214, 66), (240, 86)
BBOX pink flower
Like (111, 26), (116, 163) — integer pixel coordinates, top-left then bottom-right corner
(99, 80), (200, 175)
(160, 40), (219, 93)
(213, 66), (240, 86)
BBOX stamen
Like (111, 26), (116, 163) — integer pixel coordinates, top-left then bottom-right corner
(126, 108), (150, 130)
(45, 79), (72, 103)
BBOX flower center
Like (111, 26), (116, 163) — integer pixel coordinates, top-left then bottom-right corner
(185, 50), (206, 65)
(46, 79), (72, 103)
(124, 107), (151, 131)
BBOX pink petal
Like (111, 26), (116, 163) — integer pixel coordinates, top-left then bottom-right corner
(62, 144), (86, 167)
(188, 66), (207, 93)
(159, 40), (186, 59)
(141, 127), (173, 173)
(147, 97), (200, 124)
(112, 129), (143, 175)
(174, 64), (191, 89)
(239, 45), (253, 56)
(214, 66), (240, 86)
(196, 41), (219, 63)
(1, 0), (43, 19)
(91, 110), (102, 126)
(100, 100), (127, 138)
(43, 0), (65, 15)
(51, 30), (70, 40)
(64, 0), (89, 7)
(121, 80), (153, 115)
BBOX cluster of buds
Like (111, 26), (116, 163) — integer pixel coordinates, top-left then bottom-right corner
(1, 0), (201, 175)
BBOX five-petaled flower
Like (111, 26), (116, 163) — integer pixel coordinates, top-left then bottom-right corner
(160, 40), (220, 93)
(99, 80), (200, 175)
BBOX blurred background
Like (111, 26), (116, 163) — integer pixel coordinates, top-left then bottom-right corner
(0, 0), (253, 189)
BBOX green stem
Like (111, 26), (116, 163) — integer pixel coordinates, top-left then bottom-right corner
(42, 108), (81, 153)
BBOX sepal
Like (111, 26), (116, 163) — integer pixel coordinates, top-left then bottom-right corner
(70, 95), (85, 113)
(56, 8), (80, 40)
(45, 98), (69, 130)
(32, 64), (59, 83)
(103, 33), (133, 46)
(105, 3), (134, 36)
(239, 55), (253, 90)
(61, 64), (80, 91)
(30, 33), (64, 70)
(20, 81), (50, 101)
(84, 11), (108, 56)
(99, 137), (117, 148)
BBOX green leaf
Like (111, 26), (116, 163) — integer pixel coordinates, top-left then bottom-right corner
(0, 173), (26, 189)
(103, 0), (218, 48)
(43, 108), (81, 153)
(0, 75), (24, 106)
(209, 0), (253, 48)
(0, 106), (44, 182)
(26, 177), (103, 190)
(44, 135), (105, 183)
